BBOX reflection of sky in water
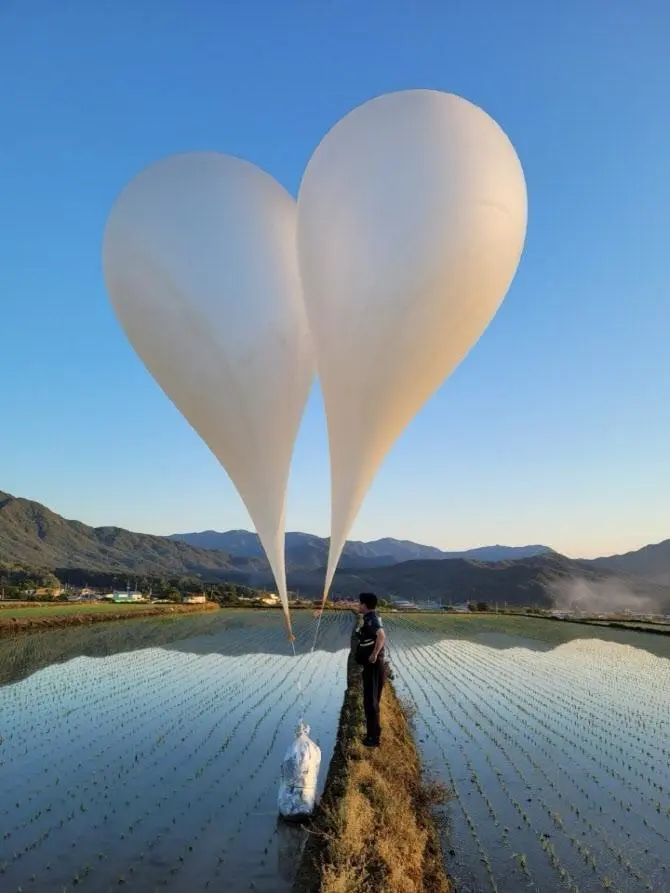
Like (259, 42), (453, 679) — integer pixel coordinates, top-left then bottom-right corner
(439, 638), (670, 751)
(0, 615), (351, 893)
(391, 626), (670, 893)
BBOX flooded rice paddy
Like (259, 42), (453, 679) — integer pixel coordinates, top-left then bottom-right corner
(1, 610), (668, 892)
(0, 612), (351, 893)
(388, 614), (670, 893)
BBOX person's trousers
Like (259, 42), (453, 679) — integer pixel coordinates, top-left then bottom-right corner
(362, 661), (386, 742)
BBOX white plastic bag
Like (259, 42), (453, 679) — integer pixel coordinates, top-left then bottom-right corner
(277, 721), (322, 820)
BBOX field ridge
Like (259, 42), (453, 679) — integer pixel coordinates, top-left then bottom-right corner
(292, 636), (452, 893)
(0, 601), (218, 636)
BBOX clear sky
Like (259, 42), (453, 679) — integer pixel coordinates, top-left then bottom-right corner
(1, 0), (668, 559)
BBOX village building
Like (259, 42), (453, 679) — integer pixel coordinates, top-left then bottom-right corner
(109, 590), (144, 603)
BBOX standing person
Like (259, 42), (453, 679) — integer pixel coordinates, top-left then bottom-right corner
(356, 592), (387, 748)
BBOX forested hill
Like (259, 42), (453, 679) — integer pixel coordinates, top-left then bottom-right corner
(0, 491), (259, 578)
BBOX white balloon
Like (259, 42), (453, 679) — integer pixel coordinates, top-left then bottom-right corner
(103, 153), (313, 635)
(297, 90), (527, 598)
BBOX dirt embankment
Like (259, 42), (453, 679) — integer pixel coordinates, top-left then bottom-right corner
(292, 643), (452, 893)
(0, 602), (218, 637)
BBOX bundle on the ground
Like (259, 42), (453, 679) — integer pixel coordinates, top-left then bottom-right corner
(278, 721), (322, 820)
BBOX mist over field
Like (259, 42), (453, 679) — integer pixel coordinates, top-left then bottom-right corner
(547, 575), (662, 615)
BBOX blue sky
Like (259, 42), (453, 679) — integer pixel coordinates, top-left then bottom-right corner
(1, 0), (668, 558)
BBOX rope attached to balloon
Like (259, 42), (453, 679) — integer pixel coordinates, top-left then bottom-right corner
(283, 587), (331, 725)
(288, 618), (309, 724)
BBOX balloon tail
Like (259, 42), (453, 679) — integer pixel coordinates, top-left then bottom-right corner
(283, 609), (296, 644)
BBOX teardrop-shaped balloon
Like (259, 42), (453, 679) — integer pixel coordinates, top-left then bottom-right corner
(103, 153), (313, 635)
(297, 90), (527, 598)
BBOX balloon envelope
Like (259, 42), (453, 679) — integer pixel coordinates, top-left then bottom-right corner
(296, 90), (527, 597)
(103, 153), (313, 631)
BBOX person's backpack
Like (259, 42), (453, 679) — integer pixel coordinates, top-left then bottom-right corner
(354, 631), (376, 665)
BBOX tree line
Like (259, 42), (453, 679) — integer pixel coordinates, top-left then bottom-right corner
(0, 563), (268, 603)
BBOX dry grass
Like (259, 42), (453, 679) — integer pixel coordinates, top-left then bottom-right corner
(293, 648), (453, 893)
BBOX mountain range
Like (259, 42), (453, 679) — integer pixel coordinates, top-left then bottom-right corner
(169, 529), (552, 568)
(1, 489), (669, 611)
(587, 541), (670, 586)
(0, 491), (259, 579)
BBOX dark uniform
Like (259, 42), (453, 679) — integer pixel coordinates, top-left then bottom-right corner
(359, 609), (386, 744)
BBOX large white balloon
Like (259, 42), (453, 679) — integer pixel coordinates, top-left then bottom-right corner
(297, 90), (527, 599)
(103, 153), (313, 635)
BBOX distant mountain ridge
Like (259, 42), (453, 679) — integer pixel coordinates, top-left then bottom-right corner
(1, 489), (669, 612)
(169, 529), (552, 568)
(327, 552), (670, 612)
(584, 540), (670, 586)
